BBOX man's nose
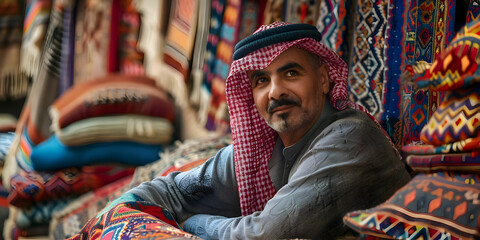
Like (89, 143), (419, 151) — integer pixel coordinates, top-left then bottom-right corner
(268, 77), (288, 100)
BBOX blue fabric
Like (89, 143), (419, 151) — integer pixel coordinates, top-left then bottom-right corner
(30, 135), (163, 171)
(0, 132), (14, 164)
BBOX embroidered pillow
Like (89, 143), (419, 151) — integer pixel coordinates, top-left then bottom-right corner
(30, 135), (163, 171)
(402, 136), (480, 155)
(406, 152), (480, 173)
(413, 20), (480, 91)
(420, 88), (480, 146)
(55, 114), (174, 146)
(344, 172), (480, 239)
(49, 74), (175, 132)
(8, 165), (135, 208)
(67, 199), (199, 240)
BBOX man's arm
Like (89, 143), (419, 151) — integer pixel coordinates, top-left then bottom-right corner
(126, 144), (242, 222)
(183, 117), (411, 239)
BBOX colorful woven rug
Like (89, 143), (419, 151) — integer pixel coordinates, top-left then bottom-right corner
(67, 199), (200, 240)
(0, 0), (29, 102)
(58, 0), (76, 96)
(163, 0), (199, 82)
(196, 0), (225, 127)
(20, 0), (51, 79)
(405, 151), (480, 173)
(284, 0), (319, 25)
(316, 0), (349, 59)
(467, 0), (480, 23)
(8, 164), (135, 208)
(73, 0), (112, 84)
(348, 0), (390, 119)
(25, 0), (75, 144)
(344, 172), (480, 240)
(205, 0), (241, 132)
(392, 0), (456, 149)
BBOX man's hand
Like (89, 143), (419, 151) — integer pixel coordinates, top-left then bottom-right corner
(179, 217), (190, 229)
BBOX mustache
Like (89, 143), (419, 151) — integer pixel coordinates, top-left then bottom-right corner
(267, 98), (300, 114)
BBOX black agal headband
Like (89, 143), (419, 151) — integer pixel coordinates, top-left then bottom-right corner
(232, 23), (323, 60)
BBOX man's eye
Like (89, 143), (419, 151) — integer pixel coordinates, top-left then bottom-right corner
(286, 70), (297, 77)
(257, 78), (267, 84)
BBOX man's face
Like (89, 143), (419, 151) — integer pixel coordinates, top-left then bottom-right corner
(247, 47), (330, 145)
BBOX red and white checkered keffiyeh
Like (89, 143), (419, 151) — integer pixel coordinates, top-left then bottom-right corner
(226, 22), (365, 216)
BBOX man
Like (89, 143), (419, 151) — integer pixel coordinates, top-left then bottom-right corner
(125, 22), (411, 239)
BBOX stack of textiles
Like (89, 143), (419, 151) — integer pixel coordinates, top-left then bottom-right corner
(49, 134), (232, 239)
(342, 19), (480, 240)
(0, 132), (14, 236)
(6, 74), (177, 238)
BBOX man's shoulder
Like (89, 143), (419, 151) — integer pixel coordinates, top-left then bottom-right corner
(328, 108), (379, 132)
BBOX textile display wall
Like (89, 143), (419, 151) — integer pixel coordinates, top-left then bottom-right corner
(0, 0), (479, 239)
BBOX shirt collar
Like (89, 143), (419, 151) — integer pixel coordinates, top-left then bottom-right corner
(283, 100), (337, 163)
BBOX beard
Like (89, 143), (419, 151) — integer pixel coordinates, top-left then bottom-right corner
(265, 98), (300, 132)
(267, 112), (290, 132)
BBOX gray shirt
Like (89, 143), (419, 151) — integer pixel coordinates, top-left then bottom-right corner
(127, 102), (411, 239)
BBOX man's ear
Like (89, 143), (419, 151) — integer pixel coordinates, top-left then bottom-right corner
(318, 63), (330, 94)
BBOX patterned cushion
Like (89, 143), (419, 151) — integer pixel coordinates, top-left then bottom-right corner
(0, 132), (14, 167)
(50, 176), (134, 239)
(49, 74), (175, 132)
(420, 88), (480, 146)
(30, 135), (163, 171)
(8, 165), (135, 208)
(67, 198), (200, 240)
(344, 172), (480, 239)
(402, 136), (480, 155)
(406, 152), (480, 173)
(413, 20), (480, 91)
(55, 114), (174, 146)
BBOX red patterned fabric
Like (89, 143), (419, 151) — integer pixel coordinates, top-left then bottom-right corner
(68, 200), (199, 240)
(344, 172), (480, 240)
(8, 165), (135, 208)
(226, 21), (371, 216)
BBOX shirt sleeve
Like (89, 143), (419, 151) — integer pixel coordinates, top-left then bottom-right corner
(184, 117), (411, 239)
(125, 144), (242, 222)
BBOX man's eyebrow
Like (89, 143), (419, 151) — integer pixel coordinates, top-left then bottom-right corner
(249, 62), (305, 81)
(249, 70), (268, 81)
(277, 62), (305, 73)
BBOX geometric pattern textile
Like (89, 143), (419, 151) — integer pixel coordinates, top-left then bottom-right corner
(467, 0), (480, 23)
(395, 0), (456, 147)
(406, 152), (480, 173)
(8, 165), (135, 208)
(117, 0), (145, 76)
(316, 0), (349, 59)
(50, 176), (133, 239)
(402, 136), (480, 155)
(420, 88), (480, 146)
(67, 199), (200, 240)
(348, 0), (390, 118)
(199, 0), (225, 128)
(344, 172), (480, 240)
(413, 20), (480, 91)
(20, 0), (51, 79)
(383, 0), (408, 148)
(73, 0), (112, 84)
(163, 0), (199, 81)
(283, 0), (319, 25)
(205, 0), (241, 131)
